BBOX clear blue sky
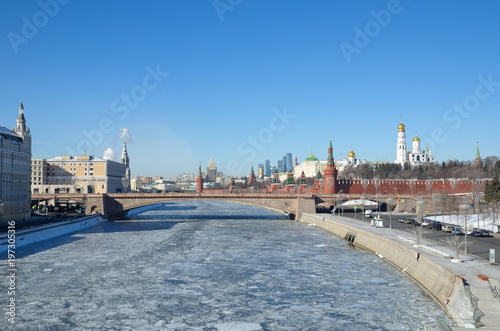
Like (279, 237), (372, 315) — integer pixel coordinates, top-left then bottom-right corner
(1, 0), (499, 178)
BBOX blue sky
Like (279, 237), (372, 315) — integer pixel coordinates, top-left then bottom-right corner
(1, 0), (499, 178)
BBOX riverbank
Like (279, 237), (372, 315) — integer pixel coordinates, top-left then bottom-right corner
(0, 203), (165, 254)
(299, 213), (500, 330)
(0, 214), (106, 253)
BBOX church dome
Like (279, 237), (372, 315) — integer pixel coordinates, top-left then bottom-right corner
(305, 154), (319, 162)
(413, 136), (420, 142)
(348, 149), (356, 158)
(398, 122), (405, 132)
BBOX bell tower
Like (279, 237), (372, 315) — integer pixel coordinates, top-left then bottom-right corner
(395, 120), (406, 166)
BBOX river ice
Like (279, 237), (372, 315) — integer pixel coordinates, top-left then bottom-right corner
(1, 200), (452, 330)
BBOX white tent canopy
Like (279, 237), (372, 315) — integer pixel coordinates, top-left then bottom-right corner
(341, 199), (378, 209)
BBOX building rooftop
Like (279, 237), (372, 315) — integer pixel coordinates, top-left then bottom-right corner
(0, 126), (22, 140)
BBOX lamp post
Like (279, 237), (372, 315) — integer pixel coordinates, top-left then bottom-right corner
(460, 204), (470, 254)
(361, 194), (366, 222)
(416, 196), (425, 222)
(416, 196), (425, 243)
(376, 193), (381, 216)
(338, 189), (344, 216)
(387, 196), (394, 229)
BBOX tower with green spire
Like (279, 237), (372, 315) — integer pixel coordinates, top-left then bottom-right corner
(196, 162), (204, 193)
(323, 139), (337, 194)
(247, 165), (256, 187)
(474, 142), (482, 167)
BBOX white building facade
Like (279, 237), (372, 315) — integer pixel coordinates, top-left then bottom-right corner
(394, 121), (435, 167)
(32, 143), (130, 194)
(0, 103), (32, 224)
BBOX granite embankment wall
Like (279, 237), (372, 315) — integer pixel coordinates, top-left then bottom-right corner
(299, 213), (476, 328)
(0, 214), (106, 253)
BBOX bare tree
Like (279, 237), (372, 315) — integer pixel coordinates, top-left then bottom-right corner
(441, 235), (473, 260)
(407, 225), (427, 245)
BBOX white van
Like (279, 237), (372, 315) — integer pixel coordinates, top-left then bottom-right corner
(365, 210), (373, 218)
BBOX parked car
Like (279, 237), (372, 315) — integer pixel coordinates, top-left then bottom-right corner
(442, 225), (453, 232)
(398, 218), (407, 223)
(451, 228), (464, 235)
(471, 229), (493, 237)
(429, 222), (442, 230)
(410, 219), (421, 226)
(421, 219), (431, 227)
(404, 218), (414, 224)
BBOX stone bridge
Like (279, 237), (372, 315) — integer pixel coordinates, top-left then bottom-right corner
(32, 193), (320, 220)
(32, 192), (445, 220)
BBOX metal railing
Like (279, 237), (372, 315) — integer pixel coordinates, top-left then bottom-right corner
(487, 280), (500, 301)
(464, 284), (485, 328)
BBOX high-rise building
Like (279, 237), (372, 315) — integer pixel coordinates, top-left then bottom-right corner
(277, 159), (284, 172)
(286, 153), (293, 171)
(206, 157), (217, 182)
(257, 163), (264, 178)
(264, 159), (271, 177)
(0, 102), (32, 224)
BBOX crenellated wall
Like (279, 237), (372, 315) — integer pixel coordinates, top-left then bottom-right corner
(336, 178), (487, 196)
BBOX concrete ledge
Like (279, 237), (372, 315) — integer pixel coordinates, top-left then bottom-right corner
(299, 213), (475, 328)
(397, 236), (415, 245)
(0, 214), (106, 252)
(416, 245), (452, 259)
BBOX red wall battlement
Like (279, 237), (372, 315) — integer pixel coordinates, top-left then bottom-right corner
(336, 178), (488, 196)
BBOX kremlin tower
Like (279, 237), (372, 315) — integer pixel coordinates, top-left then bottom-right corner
(247, 166), (257, 187)
(196, 162), (204, 193)
(323, 139), (337, 194)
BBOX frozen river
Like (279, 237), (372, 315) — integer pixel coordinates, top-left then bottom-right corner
(2, 200), (452, 330)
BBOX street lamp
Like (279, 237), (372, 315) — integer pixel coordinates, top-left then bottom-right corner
(387, 196), (394, 229)
(416, 197), (425, 241)
(459, 204), (470, 254)
(361, 194), (366, 222)
(339, 190), (344, 216)
(376, 193), (381, 216)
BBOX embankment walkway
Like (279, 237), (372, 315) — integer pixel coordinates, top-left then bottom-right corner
(299, 213), (500, 330)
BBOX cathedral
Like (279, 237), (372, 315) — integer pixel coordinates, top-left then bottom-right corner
(395, 121), (435, 167)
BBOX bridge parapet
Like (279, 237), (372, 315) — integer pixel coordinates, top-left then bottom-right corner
(33, 193), (317, 220)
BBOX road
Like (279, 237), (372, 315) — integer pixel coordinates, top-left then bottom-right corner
(331, 211), (500, 262)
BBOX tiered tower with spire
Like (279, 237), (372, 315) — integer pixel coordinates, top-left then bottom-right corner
(285, 170), (296, 193)
(270, 169), (281, 192)
(120, 142), (130, 192)
(247, 166), (256, 187)
(474, 143), (482, 167)
(323, 139), (337, 194)
(196, 162), (204, 193)
(15, 102), (31, 144)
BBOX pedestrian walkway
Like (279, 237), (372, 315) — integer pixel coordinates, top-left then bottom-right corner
(321, 213), (500, 330)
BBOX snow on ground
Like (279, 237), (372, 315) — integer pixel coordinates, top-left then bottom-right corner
(425, 213), (500, 232)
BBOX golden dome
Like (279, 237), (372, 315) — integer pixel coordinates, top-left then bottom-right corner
(348, 149), (356, 158)
(413, 136), (420, 142)
(398, 122), (405, 132)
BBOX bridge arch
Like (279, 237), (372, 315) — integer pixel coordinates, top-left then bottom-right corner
(86, 193), (318, 220)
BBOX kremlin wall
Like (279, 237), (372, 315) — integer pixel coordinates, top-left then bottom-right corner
(197, 136), (486, 199)
(193, 121), (487, 200)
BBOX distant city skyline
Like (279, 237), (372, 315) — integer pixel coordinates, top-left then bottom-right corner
(2, 1), (499, 178)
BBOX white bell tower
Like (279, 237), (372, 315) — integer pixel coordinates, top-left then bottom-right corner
(395, 120), (406, 166)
